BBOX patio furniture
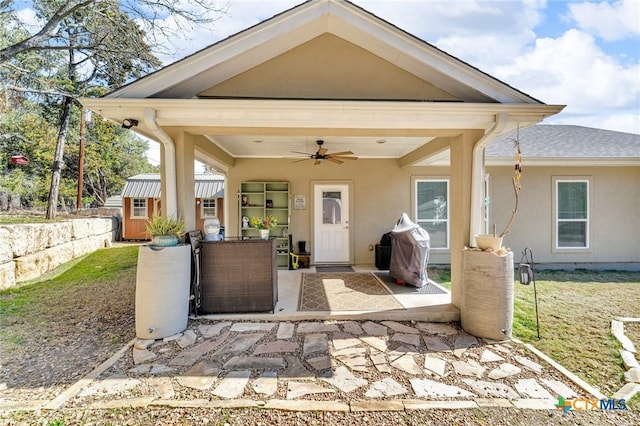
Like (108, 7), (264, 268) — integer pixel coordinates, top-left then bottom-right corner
(199, 238), (278, 313)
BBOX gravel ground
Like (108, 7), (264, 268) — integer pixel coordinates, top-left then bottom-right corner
(1, 265), (638, 425)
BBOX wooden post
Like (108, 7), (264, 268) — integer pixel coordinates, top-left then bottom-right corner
(76, 107), (85, 210)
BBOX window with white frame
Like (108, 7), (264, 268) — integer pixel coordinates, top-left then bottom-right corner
(415, 179), (449, 249)
(132, 198), (147, 218)
(201, 198), (217, 218)
(556, 179), (589, 248)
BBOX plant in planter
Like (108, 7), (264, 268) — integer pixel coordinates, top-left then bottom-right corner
(250, 215), (278, 239)
(476, 127), (522, 251)
(145, 214), (186, 247)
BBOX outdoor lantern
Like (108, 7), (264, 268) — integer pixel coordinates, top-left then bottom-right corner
(519, 247), (540, 339)
(519, 263), (533, 285)
(203, 218), (221, 241)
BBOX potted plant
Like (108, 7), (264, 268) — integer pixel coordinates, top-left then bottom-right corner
(250, 215), (278, 239)
(475, 130), (522, 251)
(145, 214), (186, 247)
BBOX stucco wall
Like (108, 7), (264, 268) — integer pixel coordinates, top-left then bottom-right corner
(201, 34), (458, 101)
(226, 158), (453, 266)
(487, 165), (640, 268)
(0, 218), (118, 289)
(225, 159), (639, 270)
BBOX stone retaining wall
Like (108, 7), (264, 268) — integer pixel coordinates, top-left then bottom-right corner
(0, 218), (117, 289)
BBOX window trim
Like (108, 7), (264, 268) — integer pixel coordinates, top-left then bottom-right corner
(201, 198), (217, 218)
(413, 177), (450, 250)
(553, 178), (590, 251)
(131, 198), (148, 219)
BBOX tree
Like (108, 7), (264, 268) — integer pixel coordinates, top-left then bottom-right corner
(80, 115), (158, 206)
(1, 0), (226, 217)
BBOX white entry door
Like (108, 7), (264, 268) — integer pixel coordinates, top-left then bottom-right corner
(314, 184), (350, 263)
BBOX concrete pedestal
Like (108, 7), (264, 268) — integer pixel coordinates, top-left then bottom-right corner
(135, 244), (190, 339)
(461, 250), (514, 341)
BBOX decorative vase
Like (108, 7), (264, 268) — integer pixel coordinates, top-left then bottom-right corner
(152, 235), (179, 247)
(259, 229), (270, 240)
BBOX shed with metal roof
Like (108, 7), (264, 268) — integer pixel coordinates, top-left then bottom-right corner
(121, 174), (225, 240)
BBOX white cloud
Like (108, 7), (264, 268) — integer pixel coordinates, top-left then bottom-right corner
(15, 7), (41, 33)
(569, 0), (640, 41)
(548, 112), (640, 135)
(494, 29), (640, 116)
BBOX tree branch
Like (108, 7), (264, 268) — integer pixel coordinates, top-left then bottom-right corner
(499, 176), (520, 238)
(0, 0), (97, 62)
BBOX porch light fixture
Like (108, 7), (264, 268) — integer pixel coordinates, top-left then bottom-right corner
(122, 118), (138, 129)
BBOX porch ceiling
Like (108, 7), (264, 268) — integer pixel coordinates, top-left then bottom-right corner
(81, 97), (563, 167)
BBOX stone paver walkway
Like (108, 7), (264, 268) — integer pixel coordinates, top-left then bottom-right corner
(1, 320), (601, 413)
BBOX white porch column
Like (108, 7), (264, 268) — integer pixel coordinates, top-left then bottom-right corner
(449, 131), (481, 308)
(469, 113), (508, 244)
(172, 131), (197, 231)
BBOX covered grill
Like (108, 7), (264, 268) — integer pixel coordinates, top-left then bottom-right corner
(389, 213), (430, 288)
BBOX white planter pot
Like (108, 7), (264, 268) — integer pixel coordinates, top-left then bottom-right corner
(259, 229), (270, 240)
(475, 234), (503, 251)
(135, 244), (190, 339)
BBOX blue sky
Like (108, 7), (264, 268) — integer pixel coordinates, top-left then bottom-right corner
(151, 0), (639, 136)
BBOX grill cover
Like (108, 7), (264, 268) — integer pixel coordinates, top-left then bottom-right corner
(389, 213), (430, 288)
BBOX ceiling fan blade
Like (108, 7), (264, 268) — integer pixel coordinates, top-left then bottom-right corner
(317, 148), (328, 156)
(331, 155), (358, 160)
(291, 158), (311, 163)
(290, 151), (311, 155)
(327, 157), (344, 164)
(327, 151), (354, 156)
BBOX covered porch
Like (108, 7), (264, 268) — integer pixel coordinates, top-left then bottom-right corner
(81, 0), (564, 317)
(197, 264), (458, 323)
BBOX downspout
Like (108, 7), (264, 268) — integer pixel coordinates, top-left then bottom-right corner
(469, 112), (508, 246)
(143, 107), (178, 217)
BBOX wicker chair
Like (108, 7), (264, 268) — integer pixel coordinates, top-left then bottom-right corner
(199, 238), (278, 313)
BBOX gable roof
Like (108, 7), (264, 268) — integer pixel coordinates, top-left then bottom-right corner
(106, 0), (541, 105)
(122, 174), (225, 198)
(487, 125), (640, 166)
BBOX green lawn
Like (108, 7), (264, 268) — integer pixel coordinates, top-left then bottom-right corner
(430, 267), (639, 408)
(0, 213), (69, 224)
(513, 269), (640, 408)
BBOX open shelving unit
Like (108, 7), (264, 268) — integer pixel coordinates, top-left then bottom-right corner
(239, 182), (290, 269)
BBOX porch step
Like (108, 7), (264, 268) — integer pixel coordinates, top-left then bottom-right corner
(197, 304), (460, 323)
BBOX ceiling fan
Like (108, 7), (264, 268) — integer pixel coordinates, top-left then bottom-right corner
(290, 140), (358, 165)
